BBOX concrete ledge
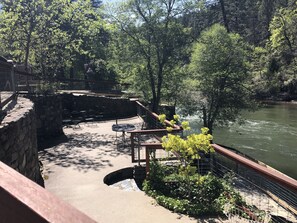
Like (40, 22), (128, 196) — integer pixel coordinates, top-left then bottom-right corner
(104, 167), (134, 186)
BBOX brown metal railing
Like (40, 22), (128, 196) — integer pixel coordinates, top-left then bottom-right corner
(133, 102), (297, 190)
(130, 101), (182, 164)
(135, 101), (180, 129)
(212, 144), (297, 192)
(142, 142), (297, 191)
(0, 161), (96, 223)
(143, 142), (297, 222)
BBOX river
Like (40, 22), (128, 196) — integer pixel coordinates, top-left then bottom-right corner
(186, 102), (297, 180)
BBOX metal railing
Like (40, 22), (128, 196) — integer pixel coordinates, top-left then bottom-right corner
(135, 101), (179, 129)
(15, 70), (122, 94)
(212, 144), (297, 223)
(132, 101), (297, 223)
(0, 60), (17, 120)
(143, 143), (297, 222)
(130, 101), (182, 164)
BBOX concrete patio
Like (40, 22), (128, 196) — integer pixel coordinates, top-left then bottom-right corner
(39, 117), (225, 223)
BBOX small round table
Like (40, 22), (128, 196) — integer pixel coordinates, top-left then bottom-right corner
(112, 124), (136, 146)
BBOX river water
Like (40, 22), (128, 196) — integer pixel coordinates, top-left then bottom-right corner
(186, 102), (297, 180)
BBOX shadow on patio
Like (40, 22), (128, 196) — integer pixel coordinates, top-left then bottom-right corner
(39, 131), (131, 173)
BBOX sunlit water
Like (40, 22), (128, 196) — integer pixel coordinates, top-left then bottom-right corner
(186, 102), (297, 180)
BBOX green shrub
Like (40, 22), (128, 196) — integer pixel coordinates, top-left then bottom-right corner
(143, 161), (238, 216)
(143, 115), (246, 217)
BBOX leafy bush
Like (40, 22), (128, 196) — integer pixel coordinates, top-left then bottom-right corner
(143, 160), (242, 217)
(143, 115), (245, 217)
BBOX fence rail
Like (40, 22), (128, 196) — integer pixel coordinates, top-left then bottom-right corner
(211, 146), (297, 223)
(0, 161), (96, 223)
(142, 143), (297, 223)
(130, 101), (182, 164)
(15, 70), (122, 93)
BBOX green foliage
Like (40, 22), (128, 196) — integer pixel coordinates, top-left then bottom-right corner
(107, 0), (191, 112)
(143, 161), (243, 217)
(181, 24), (256, 133)
(267, 3), (297, 97)
(158, 114), (213, 176)
(0, 0), (107, 80)
(161, 128), (213, 162)
(182, 0), (289, 45)
(270, 6), (297, 54)
(180, 0), (296, 100)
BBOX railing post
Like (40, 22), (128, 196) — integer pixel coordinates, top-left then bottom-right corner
(131, 132), (135, 163)
(137, 134), (141, 166)
(0, 92), (2, 109)
(210, 152), (215, 175)
(145, 146), (150, 177)
(9, 61), (16, 93)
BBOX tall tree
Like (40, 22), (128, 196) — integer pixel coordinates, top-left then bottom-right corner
(183, 24), (255, 133)
(109, 0), (190, 112)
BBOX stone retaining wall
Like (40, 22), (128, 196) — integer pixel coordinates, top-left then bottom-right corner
(26, 95), (63, 141)
(0, 98), (43, 186)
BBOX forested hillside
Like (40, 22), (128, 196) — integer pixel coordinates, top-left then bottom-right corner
(181, 0), (297, 101)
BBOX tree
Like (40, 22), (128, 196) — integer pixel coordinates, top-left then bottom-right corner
(0, 0), (106, 81)
(267, 3), (297, 96)
(108, 0), (190, 112)
(0, 0), (45, 71)
(270, 5), (297, 58)
(184, 24), (255, 134)
(182, 0), (290, 45)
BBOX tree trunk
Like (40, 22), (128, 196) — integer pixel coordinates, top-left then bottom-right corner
(24, 35), (31, 72)
(154, 65), (163, 113)
(151, 97), (159, 114)
(202, 106), (214, 134)
(25, 32), (32, 92)
(219, 0), (230, 32)
(69, 66), (74, 89)
(202, 107), (208, 127)
(147, 55), (159, 112)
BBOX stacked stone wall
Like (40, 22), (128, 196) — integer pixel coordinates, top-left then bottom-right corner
(26, 95), (63, 141)
(0, 98), (43, 186)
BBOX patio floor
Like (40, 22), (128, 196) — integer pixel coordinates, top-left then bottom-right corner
(39, 117), (225, 223)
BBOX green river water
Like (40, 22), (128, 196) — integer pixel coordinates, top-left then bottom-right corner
(187, 102), (297, 180)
